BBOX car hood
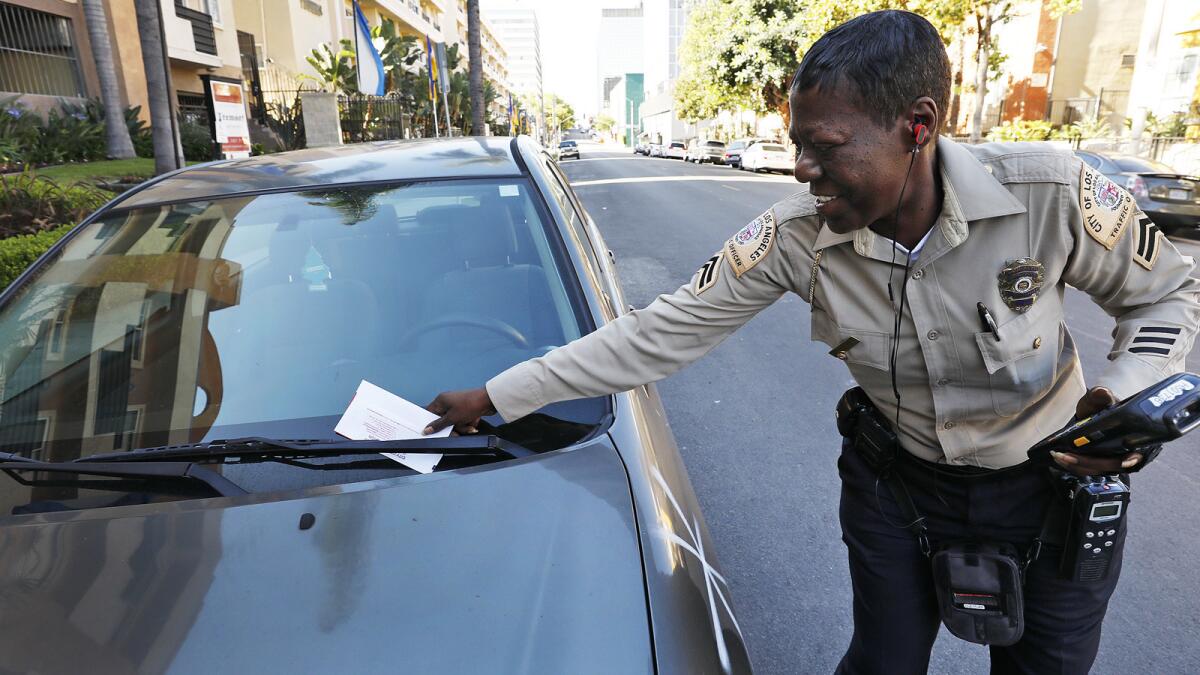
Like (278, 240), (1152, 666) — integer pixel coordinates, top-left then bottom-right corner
(0, 440), (652, 674)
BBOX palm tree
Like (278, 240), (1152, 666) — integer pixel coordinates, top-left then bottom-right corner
(466, 0), (484, 136)
(134, 0), (181, 174)
(81, 0), (136, 159)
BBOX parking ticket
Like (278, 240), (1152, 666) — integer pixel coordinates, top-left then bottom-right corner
(335, 380), (450, 474)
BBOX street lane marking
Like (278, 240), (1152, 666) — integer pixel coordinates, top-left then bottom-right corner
(570, 175), (797, 187)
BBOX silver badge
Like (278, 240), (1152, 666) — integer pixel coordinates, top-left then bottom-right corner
(997, 258), (1045, 313)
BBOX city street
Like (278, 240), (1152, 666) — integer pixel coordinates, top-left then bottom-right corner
(560, 141), (1200, 675)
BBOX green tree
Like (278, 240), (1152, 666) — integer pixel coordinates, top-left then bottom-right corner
(82, 0), (135, 159)
(467, 0), (485, 135)
(133, 0), (183, 173)
(594, 114), (615, 133)
(305, 40), (358, 94)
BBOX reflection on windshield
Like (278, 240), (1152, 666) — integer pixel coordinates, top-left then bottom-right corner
(0, 179), (606, 513)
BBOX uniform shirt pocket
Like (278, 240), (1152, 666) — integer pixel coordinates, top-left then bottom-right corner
(975, 299), (1061, 417)
(811, 310), (891, 371)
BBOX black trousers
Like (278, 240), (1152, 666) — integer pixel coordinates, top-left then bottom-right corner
(835, 441), (1126, 675)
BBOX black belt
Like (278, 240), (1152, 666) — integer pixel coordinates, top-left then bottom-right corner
(835, 387), (1060, 562)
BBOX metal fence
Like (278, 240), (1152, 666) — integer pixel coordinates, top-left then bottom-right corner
(1048, 89), (1130, 127)
(338, 94), (414, 143)
(0, 1), (86, 98)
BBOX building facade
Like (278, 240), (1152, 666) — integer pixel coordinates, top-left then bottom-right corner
(480, 2), (541, 134)
(597, 2), (642, 119)
(0, 0), (149, 117)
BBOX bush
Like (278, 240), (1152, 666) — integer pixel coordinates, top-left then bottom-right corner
(0, 96), (154, 168)
(0, 223), (74, 290)
(0, 172), (109, 238)
(180, 120), (215, 161)
(986, 119), (1054, 142)
(125, 105), (154, 158)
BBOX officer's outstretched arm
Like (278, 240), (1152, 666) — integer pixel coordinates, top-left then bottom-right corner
(1061, 162), (1200, 401)
(425, 210), (800, 428)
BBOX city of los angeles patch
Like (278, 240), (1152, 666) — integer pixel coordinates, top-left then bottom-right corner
(1079, 164), (1133, 250)
(725, 209), (776, 277)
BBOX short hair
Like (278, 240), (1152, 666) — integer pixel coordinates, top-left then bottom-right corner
(790, 10), (951, 128)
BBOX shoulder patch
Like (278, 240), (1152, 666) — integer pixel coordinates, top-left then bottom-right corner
(695, 251), (723, 294)
(1079, 164), (1134, 250)
(725, 209), (776, 277)
(1133, 212), (1162, 270)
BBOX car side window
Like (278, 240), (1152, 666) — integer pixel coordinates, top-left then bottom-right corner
(541, 155), (615, 316)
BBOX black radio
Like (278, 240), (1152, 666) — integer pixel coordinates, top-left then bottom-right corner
(1057, 474), (1130, 582)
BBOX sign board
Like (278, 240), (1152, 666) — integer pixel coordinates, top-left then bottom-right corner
(202, 76), (252, 159)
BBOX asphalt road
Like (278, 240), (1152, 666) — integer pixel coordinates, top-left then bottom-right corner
(558, 142), (1200, 675)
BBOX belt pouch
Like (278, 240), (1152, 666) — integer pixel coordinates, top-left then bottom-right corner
(930, 541), (1025, 646)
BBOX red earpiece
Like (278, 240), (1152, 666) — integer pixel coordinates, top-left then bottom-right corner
(913, 121), (929, 147)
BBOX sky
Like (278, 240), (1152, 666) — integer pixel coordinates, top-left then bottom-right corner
(483, 0), (642, 118)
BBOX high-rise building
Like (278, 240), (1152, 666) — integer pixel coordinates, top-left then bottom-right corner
(640, 0), (694, 144)
(481, 2), (542, 101)
(597, 3), (644, 114)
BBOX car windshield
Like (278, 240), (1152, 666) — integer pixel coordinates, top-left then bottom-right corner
(559, 141), (576, 147)
(1112, 156), (1173, 173)
(0, 178), (607, 481)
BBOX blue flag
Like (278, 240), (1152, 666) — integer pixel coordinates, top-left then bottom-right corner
(352, 0), (384, 95)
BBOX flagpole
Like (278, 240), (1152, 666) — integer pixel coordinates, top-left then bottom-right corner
(426, 36), (440, 138)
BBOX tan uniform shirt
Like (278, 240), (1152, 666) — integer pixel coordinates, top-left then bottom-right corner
(487, 138), (1200, 468)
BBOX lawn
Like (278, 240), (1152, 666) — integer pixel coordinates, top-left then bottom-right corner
(33, 158), (159, 184)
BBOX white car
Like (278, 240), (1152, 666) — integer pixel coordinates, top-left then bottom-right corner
(662, 141), (686, 160)
(740, 142), (793, 174)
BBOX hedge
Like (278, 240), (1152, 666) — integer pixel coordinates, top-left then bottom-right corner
(0, 223), (74, 290)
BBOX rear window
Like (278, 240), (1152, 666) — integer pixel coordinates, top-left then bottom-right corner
(760, 144), (786, 153)
(705, 141), (725, 148)
(559, 141), (576, 148)
(670, 142), (685, 149)
(1112, 156), (1173, 173)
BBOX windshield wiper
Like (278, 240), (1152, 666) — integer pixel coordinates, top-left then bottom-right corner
(78, 435), (535, 465)
(0, 460), (248, 497)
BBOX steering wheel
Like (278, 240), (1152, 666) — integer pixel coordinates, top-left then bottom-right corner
(396, 313), (531, 350)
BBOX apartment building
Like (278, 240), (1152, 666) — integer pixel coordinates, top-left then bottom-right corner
(953, 0), (1199, 138)
(0, 0), (148, 117)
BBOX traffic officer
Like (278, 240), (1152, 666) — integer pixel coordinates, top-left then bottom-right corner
(425, 10), (1200, 674)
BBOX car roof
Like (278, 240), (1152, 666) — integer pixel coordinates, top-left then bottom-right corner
(119, 137), (526, 209)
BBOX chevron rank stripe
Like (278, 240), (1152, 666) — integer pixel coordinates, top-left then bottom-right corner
(695, 252), (723, 295)
(1133, 213), (1162, 270)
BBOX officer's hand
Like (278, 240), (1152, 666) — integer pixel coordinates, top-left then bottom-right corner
(424, 387), (496, 435)
(1052, 387), (1142, 476)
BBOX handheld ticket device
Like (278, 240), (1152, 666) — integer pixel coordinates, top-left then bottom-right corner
(1028, 373), (1200, 582)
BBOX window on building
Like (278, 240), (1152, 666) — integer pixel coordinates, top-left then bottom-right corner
(0, 2), (87, 98)
(1121, 54), (1136, 68)
(177, 0), (220, 21)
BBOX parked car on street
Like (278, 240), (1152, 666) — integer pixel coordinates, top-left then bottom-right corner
(634, 141), (648, 155)
(722, 138), (765, 169)
(649, 143), (664, 157)
(0, 137), (750, 674)
(558, 139), (580, 160)
(686, 139), (727, 164)
(662, 141), (687, 160)
(1075, 150), (1200, 236)
(740, 142), (794, 174)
